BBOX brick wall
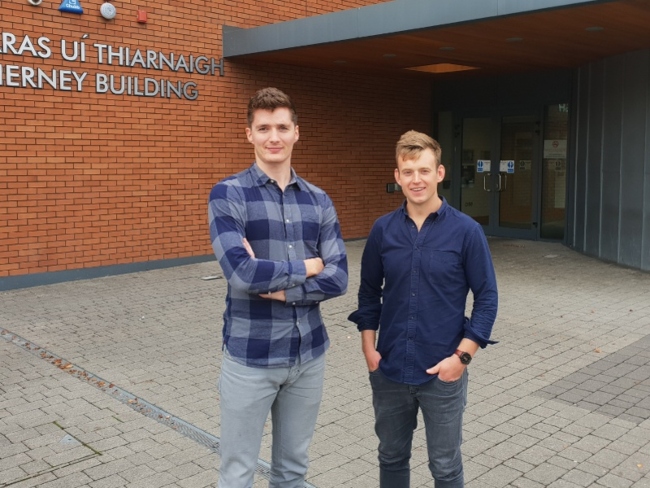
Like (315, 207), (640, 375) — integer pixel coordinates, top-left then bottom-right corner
(0, 0), (431, 278)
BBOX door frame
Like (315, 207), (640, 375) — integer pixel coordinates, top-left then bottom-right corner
(451, 108), (543, 240)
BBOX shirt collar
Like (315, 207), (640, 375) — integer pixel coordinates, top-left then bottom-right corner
(399, 196), (448, 221)
(249, 163), (306, 190)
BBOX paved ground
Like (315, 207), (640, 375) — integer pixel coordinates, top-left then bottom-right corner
(1, 238), (649, 488)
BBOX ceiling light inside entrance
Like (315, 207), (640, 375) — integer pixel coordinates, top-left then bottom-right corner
(406, 63), (479, 74)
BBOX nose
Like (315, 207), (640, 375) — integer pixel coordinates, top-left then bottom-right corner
(412, 171), (421, 182)
(269, 128), (280, 141)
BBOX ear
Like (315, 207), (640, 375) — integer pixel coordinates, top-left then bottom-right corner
(294, 125), (299, 142)
(245, 127), (253, 143)
(437, 164), (445, 182)
(394, 167), (401, 184)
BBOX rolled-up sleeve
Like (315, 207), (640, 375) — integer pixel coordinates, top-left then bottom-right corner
(348, 224), (383, 331)
(462, 226), (498, 347)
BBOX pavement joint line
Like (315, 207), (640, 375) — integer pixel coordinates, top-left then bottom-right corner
(0, 328), (318, 488)
(1, 453), (99, 487)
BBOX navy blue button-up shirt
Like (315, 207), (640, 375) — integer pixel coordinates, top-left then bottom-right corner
(348, 197), (497, 385)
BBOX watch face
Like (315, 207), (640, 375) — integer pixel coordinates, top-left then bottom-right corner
(459, 352), (472, 365)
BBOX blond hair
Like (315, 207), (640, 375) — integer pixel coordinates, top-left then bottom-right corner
(395, 130), (441, 166)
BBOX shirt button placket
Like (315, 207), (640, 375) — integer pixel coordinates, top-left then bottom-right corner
(405, 239), (420, 382)
(285, 193), (297, 261)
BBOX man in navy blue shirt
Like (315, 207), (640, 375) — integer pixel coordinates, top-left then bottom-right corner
(349, 130), (498, 487)
(209, 87), (348, 487)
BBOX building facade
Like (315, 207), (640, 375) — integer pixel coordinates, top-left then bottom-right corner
(2, 0), (649, 290)
(1, 0), (430, 289)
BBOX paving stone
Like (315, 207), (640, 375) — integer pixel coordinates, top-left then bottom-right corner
(2, 240), (650, 488)
(525, 462), (569, 485)
(473, 464), (523, 487)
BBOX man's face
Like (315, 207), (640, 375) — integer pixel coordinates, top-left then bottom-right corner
(246, 108), (299, 167)
(394, 148), (445, 208)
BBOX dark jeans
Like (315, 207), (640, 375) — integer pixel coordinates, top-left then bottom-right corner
(370, 369), (468, 488)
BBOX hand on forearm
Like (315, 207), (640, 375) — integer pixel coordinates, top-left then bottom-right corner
(304, 257), (324, 277)
(242, 238), (255, 258)
(260, 290), (286, 302)
(243, 237), (307, 301)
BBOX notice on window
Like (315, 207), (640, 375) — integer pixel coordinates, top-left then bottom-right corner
(476, 160), (491, 173)
(544, 140), (567, 159)
(500, 160), (515, 173)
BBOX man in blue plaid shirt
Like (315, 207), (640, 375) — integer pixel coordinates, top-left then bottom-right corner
(208, 87), (348, 488)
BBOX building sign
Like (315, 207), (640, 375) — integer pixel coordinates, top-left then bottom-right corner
(59, 0), (83, 14)
(0, 31), (224, 100)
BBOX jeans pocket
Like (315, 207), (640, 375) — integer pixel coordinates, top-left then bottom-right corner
(438, 376), (462, 385)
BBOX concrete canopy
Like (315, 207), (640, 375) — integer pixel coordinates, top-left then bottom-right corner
(223, 0), (650, 77)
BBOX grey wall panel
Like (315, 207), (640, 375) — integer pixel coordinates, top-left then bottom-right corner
(572, 66), (590, 251)
(600, 55), (624, 263)
(644, 88), (650, 271)
(585, 60), (605, 257)
(498, 0), (603, 15)
(619, 51), (649, 269)
(644, 172), (650, 271)
(565, 69), (580, 247)
(571, 49), (650, 271)
(358, 0), (499, 37)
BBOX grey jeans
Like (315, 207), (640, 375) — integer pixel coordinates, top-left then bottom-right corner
(217, 350), (326, 488)
(370, 368), (468, 488)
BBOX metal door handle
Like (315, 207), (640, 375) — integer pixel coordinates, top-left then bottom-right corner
(500, 174), (507, 192)
(483, 174), (491, 192)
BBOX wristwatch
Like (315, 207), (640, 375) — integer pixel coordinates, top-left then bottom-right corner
(454, 349), (472, 365)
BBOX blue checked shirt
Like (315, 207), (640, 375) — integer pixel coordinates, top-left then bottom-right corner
(209, 163), (348, 368)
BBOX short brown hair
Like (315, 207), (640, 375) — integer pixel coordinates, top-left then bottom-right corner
(247, 87), (298, 127)
(395, 130), (441, 166)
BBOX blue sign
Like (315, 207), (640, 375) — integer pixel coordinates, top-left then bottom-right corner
(59, 0), (83, 14)
(507, 160), (515, 174)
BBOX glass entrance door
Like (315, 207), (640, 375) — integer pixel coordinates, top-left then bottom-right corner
(460, 114), (539, 238)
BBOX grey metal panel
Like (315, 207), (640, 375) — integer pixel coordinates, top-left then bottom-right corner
(357, 0), (498, 37)
(645, 73), (650, 272)
(275, 10), (360, 51)
(600, 55), (624, 263)
(565, 68), (580, 247)
(223, 0), (604, 57)
(497, 0), (612, 16)
(573, 66), (590, 251)
(585, 60), (604, 257)
(619, 50), (648, 269)
(223, 12), (360, 57)
(644, 174), (650, 271)
(571, 48), (650, 271)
